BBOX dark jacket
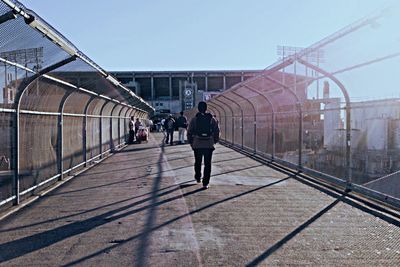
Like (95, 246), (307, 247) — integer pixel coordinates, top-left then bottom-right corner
(176, 115), (188, 128)
(187, 112), (220, 149)
(129, 120), (134, 131)
(164, 117), (175, 131)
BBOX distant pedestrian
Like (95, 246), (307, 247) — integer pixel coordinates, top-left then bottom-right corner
(128, 116), (135, 144)
(187, 101), (220, 189)
(161, 118), (166, 135)
(134, 118), (142, 140)
(156, 121), (161, 132)
(164, 114), (176, 145)
(176, 111), (188, 144)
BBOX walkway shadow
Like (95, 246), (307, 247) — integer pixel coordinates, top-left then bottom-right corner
(245, 174), (400, 266)
(0, 143), (198, 264)
(246, 197), (342, 266)
(78, 154), (194, 177)
(0, 172), (291, 264)
(0, 180), (194, 234)
(61, 176), (292, 266)
(115, 145), (161, 153)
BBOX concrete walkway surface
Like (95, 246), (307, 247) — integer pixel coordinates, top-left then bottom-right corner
(0, 132), (399, 266)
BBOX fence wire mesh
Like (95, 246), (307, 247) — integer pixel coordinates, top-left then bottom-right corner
(0, 0), (152, 207)
(186, 3), (400, 207)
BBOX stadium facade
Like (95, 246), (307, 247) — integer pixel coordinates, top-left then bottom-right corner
(110, 70), (262, 114)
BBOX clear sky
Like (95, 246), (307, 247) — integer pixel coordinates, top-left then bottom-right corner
(19, 0), (390, 72)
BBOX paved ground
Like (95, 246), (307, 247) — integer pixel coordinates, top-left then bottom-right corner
(0, 132), (399, 266)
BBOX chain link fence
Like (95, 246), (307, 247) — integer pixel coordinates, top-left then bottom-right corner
(187, 3), (400, 208)
(0, 0), (154, 208)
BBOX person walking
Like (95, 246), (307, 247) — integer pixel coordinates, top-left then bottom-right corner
(161, 118), (166, 136)
(164, 114), (176, 145)
(128, 116), (135, 144)
(134, 118), (142, 140)
(176, 111), (188, 144)
(187, 101), (220, 189)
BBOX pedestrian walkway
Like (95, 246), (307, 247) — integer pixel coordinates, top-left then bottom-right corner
(0, 133), (399, 266)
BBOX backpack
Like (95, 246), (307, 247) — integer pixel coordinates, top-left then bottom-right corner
(167, 119), (174, 130)
(196, 113), (212, 138)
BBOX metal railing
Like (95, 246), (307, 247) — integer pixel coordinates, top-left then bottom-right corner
(186, 5), (400, 209)
(0, 0), (153, 208)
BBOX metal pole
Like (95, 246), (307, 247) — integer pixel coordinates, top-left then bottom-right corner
(83, 97), (96, 167)
(242, 84), (275, 156)
(207, 105), (221, 124)
(99, 101), (110, 159)
(294, 58), (303, 169)
(59, 90), (77, 179)
(14, 101), (20, 205)
(298, 106), (303, 169)
(208, 101), (226, 140)
(272, 113), (275, 160)
(296, 58), (352, 183)
(261, 75), (303, 168)
(231, 91), (257, 153)
(12, 56), (77, 205)
(220, 94), (242, 147)
(205, 73), (208, 92)
(150, 74), (154, 100)
(241, 110), (244, 149)
(110, 103), (119, 152)
(214, 98), (234, 144)
(254, 113), (257, 153)
(169, 74), (172, 100)
(117, 107), (125, 147)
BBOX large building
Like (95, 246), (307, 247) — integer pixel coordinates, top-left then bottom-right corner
(110, 70), (262, 114)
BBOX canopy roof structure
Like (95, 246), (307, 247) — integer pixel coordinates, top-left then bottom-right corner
(0, 0), (153, 208)
(0, 0), (154, 113)
(186, 3), (400, 208)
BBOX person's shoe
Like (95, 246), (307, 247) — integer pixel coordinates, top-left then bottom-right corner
(203, 184), (209, 189)
(195, 177), (201, 183)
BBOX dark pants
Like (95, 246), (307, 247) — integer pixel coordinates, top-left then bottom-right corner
(193, 148), (214, 185)
(128, 130), (135, 144)
(166, 129), (174, 145)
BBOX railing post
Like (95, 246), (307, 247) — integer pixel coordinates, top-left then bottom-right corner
(219, 95), (240, 146)
(253, 114), (257, 154)
(83, 112), (87, 166)
(58, 92), (72, 180)
(14, 104), (20, 205)
(214, 98), (234, 144)
(99, 102), (106, 159)
(99, 100), (113, 158)
(208, 102), (226, 141)
(118, 107), (123, 147)
(232, 117), (235, 146)
(110, 104), (118, 152)
(298, 107), (303, 169)
(58, 108), (64, 180)
(272, 112), (275, 160)
(11, 56), (77, 205)
(241, 112), (244, 149)
(82, 97), (96, 167)
(296, 58), (351, 183)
